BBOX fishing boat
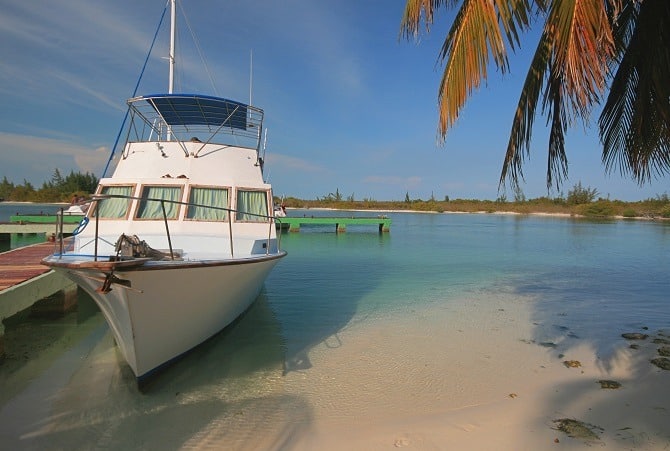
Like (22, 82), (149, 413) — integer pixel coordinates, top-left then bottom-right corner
(42, 0), (287, 382)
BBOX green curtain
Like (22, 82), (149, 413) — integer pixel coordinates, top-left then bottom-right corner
(187, 187), (229, 221)
(236, 190), (268, 222)
(137, 186), (182, 219)
(95, 186), (133, 218)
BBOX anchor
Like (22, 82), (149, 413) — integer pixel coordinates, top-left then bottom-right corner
(78, 272), (141, 294)
(98, 272), (131, 293)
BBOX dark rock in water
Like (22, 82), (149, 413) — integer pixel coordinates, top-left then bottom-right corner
(653, 338), (670, 345)
(658, 347), (670, 357)
(598, 380), (621, 389)
(651, 357), (670, 370)
(539, 342), (557, 348)
(622, 333), (648, 340)
(629, 344), (640, 350)
(554, 418), (603, 441)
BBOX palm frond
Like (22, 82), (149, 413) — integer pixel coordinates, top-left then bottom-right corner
(600, 0), (670, 182)
(548, 0), (613, 120)
(502, 0), (614, 189)
(401, 1), (533, 142)
(500, 31), (552, 188)
(436, 0), (536, 139)
(400, 0), (460, 39)
(545, 71), (569, 188)
(495, 0), (534, 50)
(436, 0), (505, 136)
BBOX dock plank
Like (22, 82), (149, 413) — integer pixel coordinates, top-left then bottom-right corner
(0, 241), (58, 291)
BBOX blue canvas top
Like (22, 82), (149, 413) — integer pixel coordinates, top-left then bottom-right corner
(133, 94), (249, 130)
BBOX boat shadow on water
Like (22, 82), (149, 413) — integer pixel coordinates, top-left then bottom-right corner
(265, 230), (389, 376)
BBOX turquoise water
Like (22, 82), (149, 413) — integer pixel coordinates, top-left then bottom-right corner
(1, 207), (669, 448)
(272, 212), (669, 372)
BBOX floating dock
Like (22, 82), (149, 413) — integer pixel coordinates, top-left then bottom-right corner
(0, 213), (80, 237)
(0, 222), (78, 235)
(277, 216), (391, 233)
(9, 213), (84, 224)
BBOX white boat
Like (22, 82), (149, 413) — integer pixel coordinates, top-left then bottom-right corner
(42, 0), (286, 382)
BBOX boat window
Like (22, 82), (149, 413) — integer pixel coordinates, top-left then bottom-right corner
(93, 186), (133, 219)
(186, 187), (229, 221)
(235, 190), (269, 222)
(136, 186), (182, 220)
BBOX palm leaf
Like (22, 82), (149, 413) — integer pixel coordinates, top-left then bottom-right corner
(400, 0), (460, 38)
(401, 0), (533, 141)
(502, 0), (614, 189)
(500, 31), (552, 188)
(600, 1), (670, 182)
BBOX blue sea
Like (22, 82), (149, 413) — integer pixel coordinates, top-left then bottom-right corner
(1, 204), (669, 449)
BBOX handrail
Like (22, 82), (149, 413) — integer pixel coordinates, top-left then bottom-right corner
(56, 193), (282, 261)
(159, 200), (175, 260)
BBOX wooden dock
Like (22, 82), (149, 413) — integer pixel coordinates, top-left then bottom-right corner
(277, 216), (391, 233)
(0, 241), (77, 355)
(0, 241), (57, 291)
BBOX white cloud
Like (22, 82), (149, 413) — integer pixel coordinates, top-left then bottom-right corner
(0, 132), (108, 181)
(266, 153), (327, 174)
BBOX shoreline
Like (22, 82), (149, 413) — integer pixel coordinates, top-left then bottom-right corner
(3, 201), (667, 221)
(286, 206), (667, 222)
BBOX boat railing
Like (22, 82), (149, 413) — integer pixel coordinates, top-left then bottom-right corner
(55, 193), (283, 262)
(125, 95), (264, 151)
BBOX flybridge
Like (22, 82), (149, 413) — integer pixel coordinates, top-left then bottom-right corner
(125, 94), (264, 149)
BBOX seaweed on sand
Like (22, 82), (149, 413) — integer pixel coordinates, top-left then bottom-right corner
(553, 418), (603, 442)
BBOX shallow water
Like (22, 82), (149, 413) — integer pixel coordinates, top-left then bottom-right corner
(1, 208), (669, 449)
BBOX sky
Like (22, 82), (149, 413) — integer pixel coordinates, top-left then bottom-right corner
(1, 0), (668, 202)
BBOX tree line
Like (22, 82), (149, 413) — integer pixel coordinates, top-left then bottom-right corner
(278, 183), (670, 219)
(0, 170), (98, 203)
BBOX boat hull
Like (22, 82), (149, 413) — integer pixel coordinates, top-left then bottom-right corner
(50, 253), (285, 379)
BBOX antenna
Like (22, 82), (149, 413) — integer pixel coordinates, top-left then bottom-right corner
(249, 49), (253, 105)
(168, 0), (176, 94)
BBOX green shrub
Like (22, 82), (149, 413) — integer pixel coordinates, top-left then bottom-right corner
(622, 208), (637, 218)
(567, 182), (598, 205)
(580, 201), (614, 217)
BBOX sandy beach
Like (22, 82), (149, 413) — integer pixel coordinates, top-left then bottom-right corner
(263, 291), (670, 450)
